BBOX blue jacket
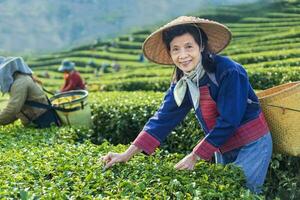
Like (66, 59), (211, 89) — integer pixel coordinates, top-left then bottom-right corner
(133, 55), (269, 160)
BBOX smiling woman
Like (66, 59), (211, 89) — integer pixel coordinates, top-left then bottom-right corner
(101, 16), (273, 194)
(169, 33), (201, 73)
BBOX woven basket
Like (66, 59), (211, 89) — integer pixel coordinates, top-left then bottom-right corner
(257, 82), (300, 156)
(50, 90), (92, 127)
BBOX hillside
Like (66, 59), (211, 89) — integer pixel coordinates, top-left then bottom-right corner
(24, 0), (300, 92)
(0, 0), (236, 54)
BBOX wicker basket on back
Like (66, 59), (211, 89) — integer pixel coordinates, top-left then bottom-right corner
(257, 82), (300, 156)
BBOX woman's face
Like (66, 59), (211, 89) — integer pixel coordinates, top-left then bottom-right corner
(169, 33), (201, 73)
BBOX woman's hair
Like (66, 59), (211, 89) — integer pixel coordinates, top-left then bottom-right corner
(162, 24), (216, 82)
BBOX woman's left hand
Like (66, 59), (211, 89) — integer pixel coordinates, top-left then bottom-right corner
(174, 152), (200, 170)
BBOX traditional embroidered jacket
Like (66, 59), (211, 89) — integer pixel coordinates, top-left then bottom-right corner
(133, 55), (269, 160)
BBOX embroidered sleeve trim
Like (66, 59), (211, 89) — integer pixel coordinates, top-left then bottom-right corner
(132, 131), (160, 155)
(193, 139), (218, 161)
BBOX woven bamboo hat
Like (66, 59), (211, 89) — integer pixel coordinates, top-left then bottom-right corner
(58, 60), (75, 72)
(142, 16), (232, 65)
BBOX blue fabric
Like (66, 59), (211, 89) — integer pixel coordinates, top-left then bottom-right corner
(58, 60), (75, 72)
(143, 55), (262, 147)
(32, 108), (61, 128)
(143, 84), (192, 143)
(215, 132), (273, 194)
(0, 57), (32, 94)
(24, 100), (61, 128)
(203, 56), (261, 147)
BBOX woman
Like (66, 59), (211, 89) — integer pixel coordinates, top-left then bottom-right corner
(102, 16), (272, 194)
(0, 57), (60, 128)
(58, 60), (85, 92)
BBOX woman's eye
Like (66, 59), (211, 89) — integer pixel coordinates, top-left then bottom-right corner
(171, 48), (179, 52)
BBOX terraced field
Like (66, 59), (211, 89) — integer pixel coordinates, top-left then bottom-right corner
(22, 1), (300, 95)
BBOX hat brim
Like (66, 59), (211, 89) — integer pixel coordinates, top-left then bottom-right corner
(0, 57), (19, 69)
(58, 63), (75, 72)
(142, 16), (232, 65)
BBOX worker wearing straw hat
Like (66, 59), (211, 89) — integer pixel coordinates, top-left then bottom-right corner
(0, 57), (60, 128)
(58, 60), (85, 92)
(102, 16), (272, 194)
(58, 59), (85, 92)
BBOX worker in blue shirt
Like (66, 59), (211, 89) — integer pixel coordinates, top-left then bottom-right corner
(102, 16), (272, 194)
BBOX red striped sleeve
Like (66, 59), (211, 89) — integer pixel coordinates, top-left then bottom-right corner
(132, 131), (160, 155)
(193, 139), (218, 161)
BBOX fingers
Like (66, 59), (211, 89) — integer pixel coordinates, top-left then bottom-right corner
(174, 155), (195, 170)
(101, 152), (113, 162)
(175, 162), (194, 170)
(100, 152), (123, 169)
(175, 159), (191, 170)
(176, 164), (194, 170)
(174, 160), (184, 170)
(187, 165), (194, 170)
(105, 158), (117, 169)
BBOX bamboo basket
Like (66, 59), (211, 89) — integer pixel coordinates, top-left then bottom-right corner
(257, 82), (300, 156)
(50, 90), (92, 127)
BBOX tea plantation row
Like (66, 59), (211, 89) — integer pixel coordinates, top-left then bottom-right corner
(90, 91), (300, 199)
(86, 67), (300, 92)
(0, 125), (259, 199)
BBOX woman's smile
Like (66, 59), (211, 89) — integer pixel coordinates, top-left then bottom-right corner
(170, 33), (201, 73)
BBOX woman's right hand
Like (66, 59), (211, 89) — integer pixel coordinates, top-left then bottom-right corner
(101, 152), (129, 169)
(101, 144), (142, 169)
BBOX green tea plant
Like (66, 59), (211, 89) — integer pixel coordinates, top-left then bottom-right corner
(89, 90), (300, 199)
(264, 154), (300, 200)
(0, 124), (260, 199)
(12, 0), (300, 198)
(90, 91), (202, 154)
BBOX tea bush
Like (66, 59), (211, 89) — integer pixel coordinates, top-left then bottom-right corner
(90, 91), (202, 154)
(264, 154), (300, 200)
(4, 0), (300, 198)
(90, 91), (300, 199)
(0, 125), (260, 199)
(247, 67), (300, 89)
(89, 68), (300, 92)
(98, 77), (171, 92)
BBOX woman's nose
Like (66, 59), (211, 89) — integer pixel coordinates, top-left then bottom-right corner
(178, 49), (188, 59)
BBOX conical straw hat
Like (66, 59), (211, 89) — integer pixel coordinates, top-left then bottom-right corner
(142, 16), (232, 65)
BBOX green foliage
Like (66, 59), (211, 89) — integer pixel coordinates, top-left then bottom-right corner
(98, 77), (171, 92)
(0, 125), (259, 199)
(90, 91), (202, 154)
(89, 91), (300, 198)
(264, 154), (300, 200)
(96, 152), (257, 199)
(9, 0), (300, 198)
(132, 30), (152, 35)
(115, 41), (142, 50)
(90, 69), (300, 92)
(247, 67), (300, 89)
(231, 49), (300, 65)
(106, 47), (142, 55)
(70, 41), (111, 51)
(90, 91), (162, 144)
